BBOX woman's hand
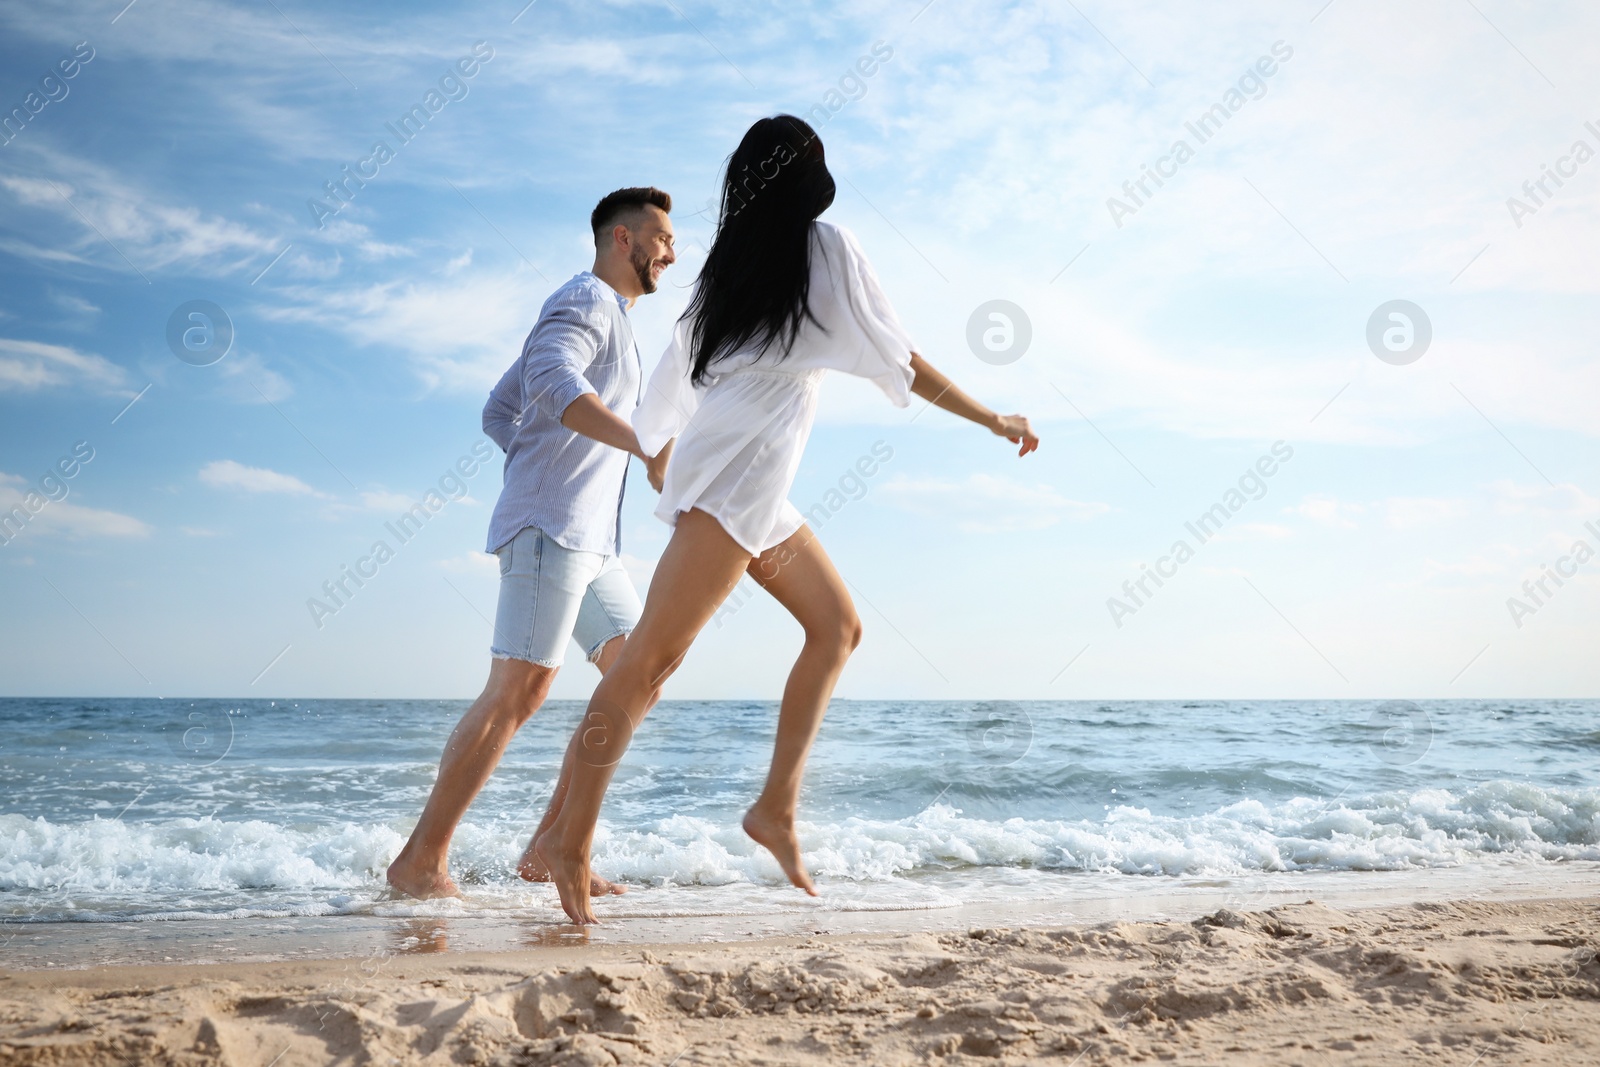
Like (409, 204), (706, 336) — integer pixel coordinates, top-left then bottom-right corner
(646, 438), (675, 492)
(991, 414), (1039, 456)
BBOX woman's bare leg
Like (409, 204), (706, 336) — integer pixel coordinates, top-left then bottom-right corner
(535, 509), (752, 923)
(740, 525), (861, 895)
(517, 634), (660, 895)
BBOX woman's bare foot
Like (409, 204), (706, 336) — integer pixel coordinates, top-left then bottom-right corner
(742, 805), (818, 896)
(533, 831), (600, 924)
(517, 837), (626, 896)
(385, 854), (462, 901)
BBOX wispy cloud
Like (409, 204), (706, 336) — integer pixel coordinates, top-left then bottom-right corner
(199, 460), (329, 498)
(1209, 521), (1293, 542)
(1490, 480), (1598, 517)
(216, 353), (294, 404)
(45, 289), (100, 318)
(0, 169), (279, 277)
(359, 490), (418, 512)
(881, 472), (1110, 532)
(438, 551), (497, 576)
(1383, 497), (1471, 530)
(0, 337), (129, 393)
(263, 265), (546, 391)
(1289, 495), (1364, 529)
(0, 473), (151, 541)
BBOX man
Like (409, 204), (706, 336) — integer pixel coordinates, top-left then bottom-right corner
(386, 187), (676, 900)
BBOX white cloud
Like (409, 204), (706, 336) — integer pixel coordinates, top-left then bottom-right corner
(199, 460), (328, 498)
(0, 337), (129, 393)
(438, 552), (498, 576)
(0, 473), (151, 542)
(1422, 554), (1512, 581)
(281, 247), (343, 280)
(1490, 480), (1598, 517)
(1209, 522), (1293, 542)
(262, 266), (545, 391)
(28, 501), (151, 540)
(316, 218), (414, 261)
(880, 473), (1109, 532)
(1289, 495), (1364, 529)
(360, 490), (419, 512)
(216, 353), (293, 403)
(46, 290), (100, 317)
(0, 235), (92, 268)
(1384, 497), (1471, 530)
(0, 170), (278, 275)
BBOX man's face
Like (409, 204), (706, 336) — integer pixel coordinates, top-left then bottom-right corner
(627, 207), (676, 295)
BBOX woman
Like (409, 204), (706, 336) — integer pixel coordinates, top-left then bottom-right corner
(536, 115), (1039, 924)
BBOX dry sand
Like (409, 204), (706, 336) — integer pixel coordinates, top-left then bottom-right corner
(2, 896), (1596, 1065)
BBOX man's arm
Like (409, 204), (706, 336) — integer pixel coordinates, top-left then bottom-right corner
(482, 365), (521, 452)
(561, 393), (646, 461)
(521, 301), (607, 425)
(523, 293), (648, 459)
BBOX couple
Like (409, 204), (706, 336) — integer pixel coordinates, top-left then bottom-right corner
(387, 115), (1039, 924)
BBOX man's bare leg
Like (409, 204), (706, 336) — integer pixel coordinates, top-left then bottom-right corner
(535, 509), (752, 923)
(386, 657), (557, 900)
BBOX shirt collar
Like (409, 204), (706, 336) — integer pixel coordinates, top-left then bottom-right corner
(583, 271), (632, 311)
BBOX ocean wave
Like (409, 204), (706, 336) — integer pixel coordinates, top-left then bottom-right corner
(1, 781), (1595, 920)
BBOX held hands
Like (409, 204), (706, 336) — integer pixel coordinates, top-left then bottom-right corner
(991, 414), (1039, 457)
(645, 438), (675, 493)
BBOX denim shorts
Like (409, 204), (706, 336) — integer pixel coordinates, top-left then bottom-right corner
(490, 525), (642, 668)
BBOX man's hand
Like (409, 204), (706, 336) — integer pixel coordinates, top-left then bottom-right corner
(645, 439), (675, 493)
(992, 414), (1039, 457)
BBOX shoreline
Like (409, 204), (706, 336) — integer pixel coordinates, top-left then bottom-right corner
(3, 893), (1596, 1065)
(7, 858), (1597, 972)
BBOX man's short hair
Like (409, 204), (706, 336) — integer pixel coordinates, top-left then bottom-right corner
(591, 186), (672, 245)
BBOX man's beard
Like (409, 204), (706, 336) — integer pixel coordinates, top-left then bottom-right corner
(631, 246), (660, 294)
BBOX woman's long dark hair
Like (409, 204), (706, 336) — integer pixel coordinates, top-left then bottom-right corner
(685, 115), (836, 385)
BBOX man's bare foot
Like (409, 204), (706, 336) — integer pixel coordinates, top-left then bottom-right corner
(385, 854), (462, 901)
(533, 831), (599, 924)
(517, 837), (626, 896)
(742, 805), (818, 896)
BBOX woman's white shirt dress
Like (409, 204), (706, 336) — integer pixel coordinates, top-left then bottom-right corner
(632, 220), (917, 555)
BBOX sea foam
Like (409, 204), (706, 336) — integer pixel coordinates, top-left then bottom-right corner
(2, 780), (1595, 921)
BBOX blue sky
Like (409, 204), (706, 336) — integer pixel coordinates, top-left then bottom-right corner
(1, 0), (1595, 700)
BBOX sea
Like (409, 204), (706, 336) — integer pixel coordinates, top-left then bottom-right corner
(1, 697), (1596, 967)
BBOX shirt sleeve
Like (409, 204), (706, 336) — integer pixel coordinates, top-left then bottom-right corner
(481, 363), (521, 452)
(633, 308), (700, 457)
(521, 291), (605, 422)
(832, 224), (917, 408)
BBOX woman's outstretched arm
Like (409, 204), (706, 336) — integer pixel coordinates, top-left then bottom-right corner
(908, 353), (1039, 456)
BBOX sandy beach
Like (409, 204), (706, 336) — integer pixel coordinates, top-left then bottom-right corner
(3, 895), (1596, 1065)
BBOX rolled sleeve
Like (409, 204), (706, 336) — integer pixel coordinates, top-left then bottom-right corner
(521, 298), (605, 421)
(482, 366), (521, 452)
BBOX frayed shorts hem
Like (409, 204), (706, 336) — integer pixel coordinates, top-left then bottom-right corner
(582, 627), (633, 665)
(489, 649), (564, 669)
(490, 525), (643, 668)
